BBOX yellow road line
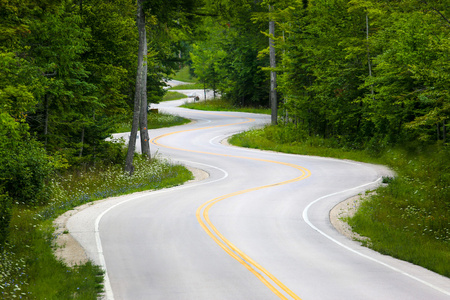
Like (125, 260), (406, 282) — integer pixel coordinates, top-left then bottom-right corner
(150, 112), (310, 299)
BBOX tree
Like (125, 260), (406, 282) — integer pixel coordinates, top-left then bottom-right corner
(190, 1), (270, 107)
(125, 0), (201, 174)
(125, 0), (150, 174)
(269, 4), (277, 125)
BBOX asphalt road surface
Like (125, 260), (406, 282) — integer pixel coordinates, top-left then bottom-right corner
(67, 99), (450, 300)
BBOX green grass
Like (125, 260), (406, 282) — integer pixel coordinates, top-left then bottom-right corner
(2, 156), (193, 298)
(169, 66), (197, 83)
(163, 91), (188, 101)
(169, 83), (205, 90)
(114, 111), (190, 133)
(182, 98), (271, 114)
(230, 126), (449, 277)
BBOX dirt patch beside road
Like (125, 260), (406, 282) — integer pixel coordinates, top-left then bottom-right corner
(329, 194), (370, 243)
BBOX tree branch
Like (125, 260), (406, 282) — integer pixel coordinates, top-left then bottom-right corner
(420, 0), (450, 27)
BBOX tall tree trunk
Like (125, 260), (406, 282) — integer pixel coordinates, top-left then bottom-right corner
(366, 14), (374, 98)
(138, 2), (151, 159)
(269, 5), (278, 125)
(437, 122), (441, 141)
(443, 119), (447, 143)
(44, 94), (49, 147)
(125, 0), (149, 174)
(79, 127), (84, 158)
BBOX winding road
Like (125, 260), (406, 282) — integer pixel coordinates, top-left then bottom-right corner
(67, 98), (450, 299)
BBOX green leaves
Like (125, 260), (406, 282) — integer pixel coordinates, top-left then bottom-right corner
(272, 0), (449, 146)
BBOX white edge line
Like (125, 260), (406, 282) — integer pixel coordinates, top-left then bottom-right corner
(94, 160), (228, 300)
(302, 178), (450, 297)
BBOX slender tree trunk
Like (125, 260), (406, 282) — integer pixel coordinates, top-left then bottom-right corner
(443, 120), (447, 143)
(44, 94), (49, 147)
(203, 80), (207, 101)
(437, 122), (441, 141)
(138, 2), (151, 159)
(269, 5), (278, 125)
(366, 14), (374, 98)
(79, 127), (85, 158)
(125, 0), (149, 174)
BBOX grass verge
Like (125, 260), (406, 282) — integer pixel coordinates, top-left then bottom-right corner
(169, 83), (205, 90)
(169, 66), (197, 83)
(163, 91), (188, 101)
(229, 126), (449, 277)
(114, 111), (190, 133)
(182, 98), (271, 115)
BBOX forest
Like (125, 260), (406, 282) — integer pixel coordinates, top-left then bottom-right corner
(191, 0), (449, 148)
(0, 0), (449, 297)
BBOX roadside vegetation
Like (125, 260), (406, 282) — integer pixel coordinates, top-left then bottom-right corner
(169, 83), (205, 90)
(230, 127), (449, 277)
(169, 66), (197, 83)
(1, 114), (193, 299)
(114, 111), (190, 133)
(163, 91), (189, 102)
(182, 99), (271, 115)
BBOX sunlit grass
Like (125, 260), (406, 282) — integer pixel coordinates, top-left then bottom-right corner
(230, 126), (450, 277)
(182, 98), (271, 115)
(163, 91), (188, 101)
(114, 111), (190, 133)
(169, 66), (197, 83)
(169, 83), (205, 90)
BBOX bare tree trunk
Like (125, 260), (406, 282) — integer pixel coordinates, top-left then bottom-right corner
(443, 119), (447, 143)
(269, 5), (278, 125)
(44, 94), (49, 147)
(138, 2), (151, 159)
(79, 127), (84, 158)
(366, 14), (374, 98)
(125, 0), (149, 174)
(203, 80), (207, 101)
(437, 122), (441, 141)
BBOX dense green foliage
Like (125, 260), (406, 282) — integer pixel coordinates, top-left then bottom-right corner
(275, 0), (449, 147)
(190, 0), (449, 147)
(0, 0), (194, 237)
(189, 4), (271, 107)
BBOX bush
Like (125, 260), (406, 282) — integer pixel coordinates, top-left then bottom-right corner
(0, 190), (11, 245)
(0, 139), (53, 205)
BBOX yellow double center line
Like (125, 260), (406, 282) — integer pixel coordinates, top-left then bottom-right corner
(150, 112), (310, 299)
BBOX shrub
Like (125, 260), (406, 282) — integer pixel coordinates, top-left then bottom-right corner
(0, 190), (11, 245)
(0, 139), (53, 205)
